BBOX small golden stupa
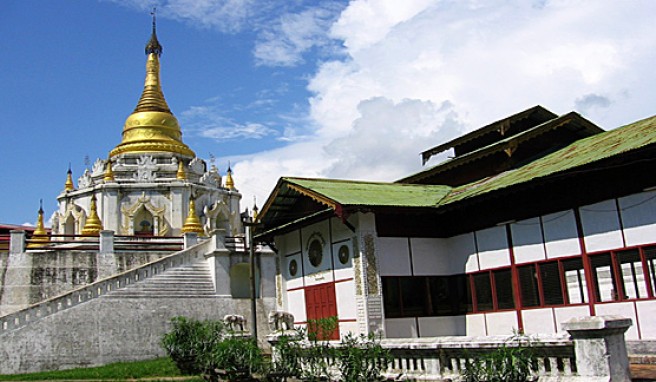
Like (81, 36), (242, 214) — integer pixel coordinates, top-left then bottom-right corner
(81, 194), (104, 236)
(181, 197), (204, 235)
(27, 201), (50, 248)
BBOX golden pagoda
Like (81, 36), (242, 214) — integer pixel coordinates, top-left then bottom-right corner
(27, 201), (50, 248)
(181, 198), (204, 234)
(176, 160), (187, 180)
(225, 165), (235, 190)
(109, 15), (194, 158)
(81, 194), (104, 236)
(64, 167), (75, 191)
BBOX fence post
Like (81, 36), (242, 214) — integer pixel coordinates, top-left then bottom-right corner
(183, 232), (198, 249)
(98, 230), (117, 279)
(9, 230), (26, 254)
(562, 315), (632, 381)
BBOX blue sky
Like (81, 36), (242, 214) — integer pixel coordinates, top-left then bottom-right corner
(2, 0), (656, 225)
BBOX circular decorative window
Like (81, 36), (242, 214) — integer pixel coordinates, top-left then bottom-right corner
(308, 239), (323, 267)
(289, 259), (298, 276)
(338, 245), (350, 264)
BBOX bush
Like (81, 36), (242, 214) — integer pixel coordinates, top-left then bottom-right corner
(462, 332), (537, 382)
(336, 333), (391, 382)
(210, 336), (263, 381)
(161, 317), (226, 375)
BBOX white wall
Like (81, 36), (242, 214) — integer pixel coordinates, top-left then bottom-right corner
(521, 308), (556, 335)
(476, 226), (510, 270)
(619, 191), (656, 246)
(542, 210), (581, 259)
(579, 199), (624, 252)
(418, 316), (466, 336)
(511, 218), (546, 264)
(378, 237), (411, 276)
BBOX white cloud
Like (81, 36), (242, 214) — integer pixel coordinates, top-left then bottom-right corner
(181, 105), (277, 141)
(254, 4), (345, 67)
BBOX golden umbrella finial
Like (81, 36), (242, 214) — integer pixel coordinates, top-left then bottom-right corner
(82, 194), (103, 236)
(181, 197), (204, 235)
(64, 164), (75, 192)
(28, 200), (50, 248)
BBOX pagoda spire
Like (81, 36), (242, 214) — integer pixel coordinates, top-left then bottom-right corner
(145, 8), (163, 57)
(82, 194), (104, 236)
(181, 197), (204, 235)
(109, 11), (194, 158)
(28, 200), (50, 248)
(64, 165), (75, 192)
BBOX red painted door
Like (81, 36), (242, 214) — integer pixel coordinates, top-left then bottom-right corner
(305, 282), (339, 340)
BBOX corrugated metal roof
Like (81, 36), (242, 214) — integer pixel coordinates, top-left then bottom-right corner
(284, 178), (452, 207)
(443, 113), (656, 203)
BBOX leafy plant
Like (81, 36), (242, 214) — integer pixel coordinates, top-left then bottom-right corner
(336, 332), (391, 382)
(301, 317), (339, 381)
(161, 316), (225, 375)
(265, 332), (303, 381)
(462, 332), (537, 382)
(210, 336), (263, 382)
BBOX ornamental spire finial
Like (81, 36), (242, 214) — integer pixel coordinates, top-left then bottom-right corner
(146, 7), (163, 57)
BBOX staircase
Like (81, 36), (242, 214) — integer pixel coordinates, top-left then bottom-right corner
(104, 260), (216, 298)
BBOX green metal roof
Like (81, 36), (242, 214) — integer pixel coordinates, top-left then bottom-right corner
(283, 178), (452, 207)
(444, 113), (656, 203)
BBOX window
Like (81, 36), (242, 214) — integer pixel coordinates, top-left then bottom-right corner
(429, 275), (471, 316)
(494, 269), (515, 310)
(617, 250), (647, 299)
(519, 265), (540, 307)
(540, 261), (564, 305)
(563, 258), (587, 304)
(646, 247), (656, 297)
(382, 275), (471, 318)
(473, 273), (493, 312)
(590, 253), (617, 302)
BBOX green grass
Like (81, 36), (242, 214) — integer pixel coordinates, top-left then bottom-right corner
(0, 358), (202, 381)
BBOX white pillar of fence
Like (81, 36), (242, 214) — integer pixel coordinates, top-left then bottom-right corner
(183, 232), (198, 249)
(98, 230), (117, 279)
(9, 230), (25, 254)
(99, 230), (114, 254)
(562, 315), (632, 382)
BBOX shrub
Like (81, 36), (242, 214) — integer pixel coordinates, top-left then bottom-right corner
(161, 316), (225, 375)
(336, 333), (391, 382)
(210, 336), (263, 381)
(462, 332), (537, 382)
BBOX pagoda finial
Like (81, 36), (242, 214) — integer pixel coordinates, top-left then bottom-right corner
(28, 199), (50, 248)
(146, 7), (163, 57)
(82, 194), (104, 236)
(64, 164), (75, 192)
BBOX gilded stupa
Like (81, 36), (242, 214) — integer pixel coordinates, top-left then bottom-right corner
(51, 15), (242, 238)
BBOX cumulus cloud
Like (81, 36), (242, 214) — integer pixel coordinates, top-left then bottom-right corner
(254, 3), (346, 67)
